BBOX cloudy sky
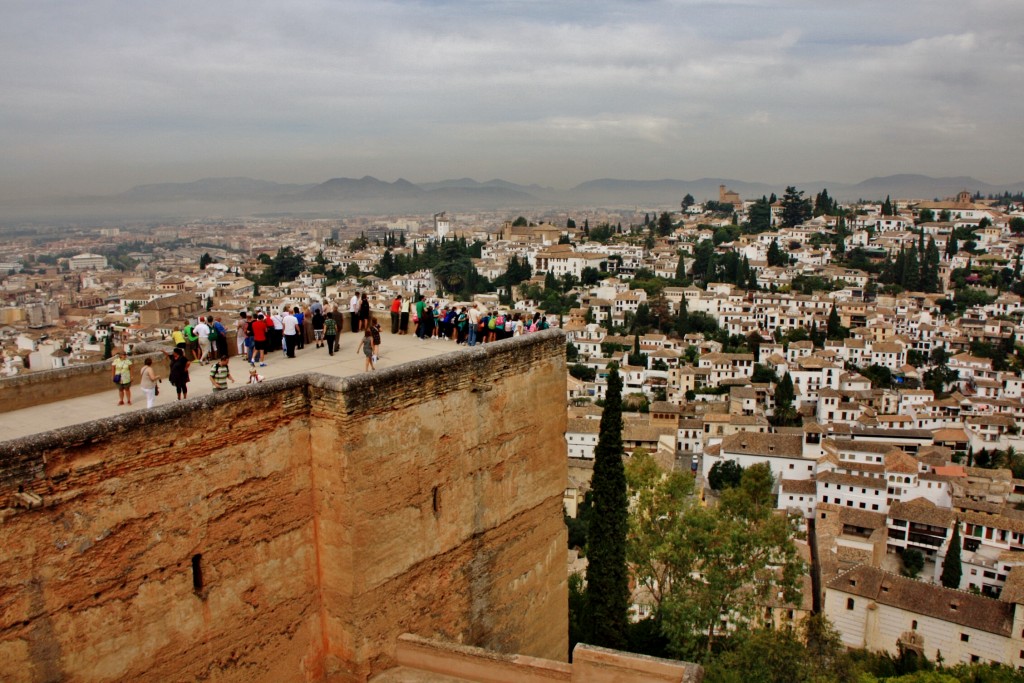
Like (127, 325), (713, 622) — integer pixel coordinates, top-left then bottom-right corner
(2, 0), (1022, 200)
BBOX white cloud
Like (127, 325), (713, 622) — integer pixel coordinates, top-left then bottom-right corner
(1, 0), (1023, 199)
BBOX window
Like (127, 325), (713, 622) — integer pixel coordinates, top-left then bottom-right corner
(846, 598), (855, 610)
(961, 633), (969, 642)
(191, 554), (204, 595)
(912, 620), (918, 630)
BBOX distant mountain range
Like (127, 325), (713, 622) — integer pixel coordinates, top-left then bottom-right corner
(4, 174), (1024, 224)
(116, 173), (1024, 206)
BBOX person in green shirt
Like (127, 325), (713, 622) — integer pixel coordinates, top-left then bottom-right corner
(323, 315), (337, 356)
(209, 356), (235, 391)
(183, 321), (200, 362)
(415, 296), (427, 339)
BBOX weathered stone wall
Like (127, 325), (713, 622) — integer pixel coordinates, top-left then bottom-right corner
(0, 380), (322, 683)
(310, 333), (569, 680)
(0, 331), (568, 682)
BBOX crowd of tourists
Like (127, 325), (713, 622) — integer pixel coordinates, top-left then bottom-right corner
(392, 294), (551, 345)
(112, 292), (553, 408)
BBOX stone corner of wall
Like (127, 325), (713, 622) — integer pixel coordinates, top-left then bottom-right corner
(570, 643), (704, 682)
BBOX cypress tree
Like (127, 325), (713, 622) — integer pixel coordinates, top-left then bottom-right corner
(776, 371), (795, 410)
(827, 304), (842, 340)
(586, 368), (629, 649)
(674, 250), (687, 282)
(941, 521), (963, 589)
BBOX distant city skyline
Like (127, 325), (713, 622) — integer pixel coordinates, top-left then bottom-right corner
(2, 0), (1023, 202)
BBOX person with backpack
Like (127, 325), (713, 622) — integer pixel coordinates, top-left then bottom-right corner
(490, 312), (498, 341)
(209, 355), (235, 391)
(243, 318), (256, 363)
(494, 312), (506, 340)
(213, 317), (229, 359)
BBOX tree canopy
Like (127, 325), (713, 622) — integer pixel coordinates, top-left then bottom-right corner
(780, 186), (812, 228)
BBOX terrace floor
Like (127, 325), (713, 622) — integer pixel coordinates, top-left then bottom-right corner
(0, 330), (472, 442)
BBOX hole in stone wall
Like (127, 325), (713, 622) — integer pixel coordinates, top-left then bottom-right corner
(192, 554), (204, 595)
(432, 486), (441, 517)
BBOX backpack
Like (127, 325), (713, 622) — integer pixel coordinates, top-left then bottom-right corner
(487, 316), (496, 330)
(208, 327), (218, 341)
(246, 320), (256, 337)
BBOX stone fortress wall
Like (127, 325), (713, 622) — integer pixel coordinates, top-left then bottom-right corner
(0, 331), (569, 682)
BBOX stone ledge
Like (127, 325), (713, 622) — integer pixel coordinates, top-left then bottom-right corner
(381, 634), (704, 683)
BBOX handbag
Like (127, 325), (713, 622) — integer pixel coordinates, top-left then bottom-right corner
(113, 374), (121, 384)
(154, 384), (159, 396)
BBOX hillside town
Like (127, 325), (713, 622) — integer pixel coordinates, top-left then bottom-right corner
(6, 185), (1024, 670)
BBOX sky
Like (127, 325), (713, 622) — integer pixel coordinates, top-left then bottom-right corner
(2, 0), (1023, 201)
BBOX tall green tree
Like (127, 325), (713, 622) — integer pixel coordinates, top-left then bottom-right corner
(779, 186), (812, 228)
(921, 237), (941, 293)
(941, 521), (962, 589)
(813, 189), (836, 217)
(827, 304), (846, 340)
(656, 211), (674, 237)
(674, 251), (687, 282)
(586, 368), (630, 649)
(767, 239), (787, 267)
(774, 372), (796, 424)
(881, 195), (894, 216)
(945, 232), (959, 258)
(746, 196), (772, 233)
(658, 464), (804, 659)
(625, 450), (695, 612)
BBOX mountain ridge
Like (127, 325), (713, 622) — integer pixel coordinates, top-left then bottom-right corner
(5, 174), (1024, 224)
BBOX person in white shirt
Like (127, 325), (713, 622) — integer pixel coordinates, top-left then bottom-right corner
(349, 292), (360, 333)
(467, 304), (481, 346)
(194, 317), (212, 363)
(282, 310), (300, 358)
(270, 311), (284, 352)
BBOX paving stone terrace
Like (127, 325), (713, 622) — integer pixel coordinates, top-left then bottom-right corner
(0, 330), (483, 443)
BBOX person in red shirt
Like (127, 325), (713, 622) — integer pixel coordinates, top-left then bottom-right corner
(252, 313), (269, 366)
(390, 295), (402, 334)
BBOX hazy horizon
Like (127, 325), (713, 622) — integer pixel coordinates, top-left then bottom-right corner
(3, 1), (1023, 202)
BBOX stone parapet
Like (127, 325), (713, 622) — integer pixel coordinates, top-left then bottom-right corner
(369, 634), (704, 683)
(0, 350), (169, 413)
